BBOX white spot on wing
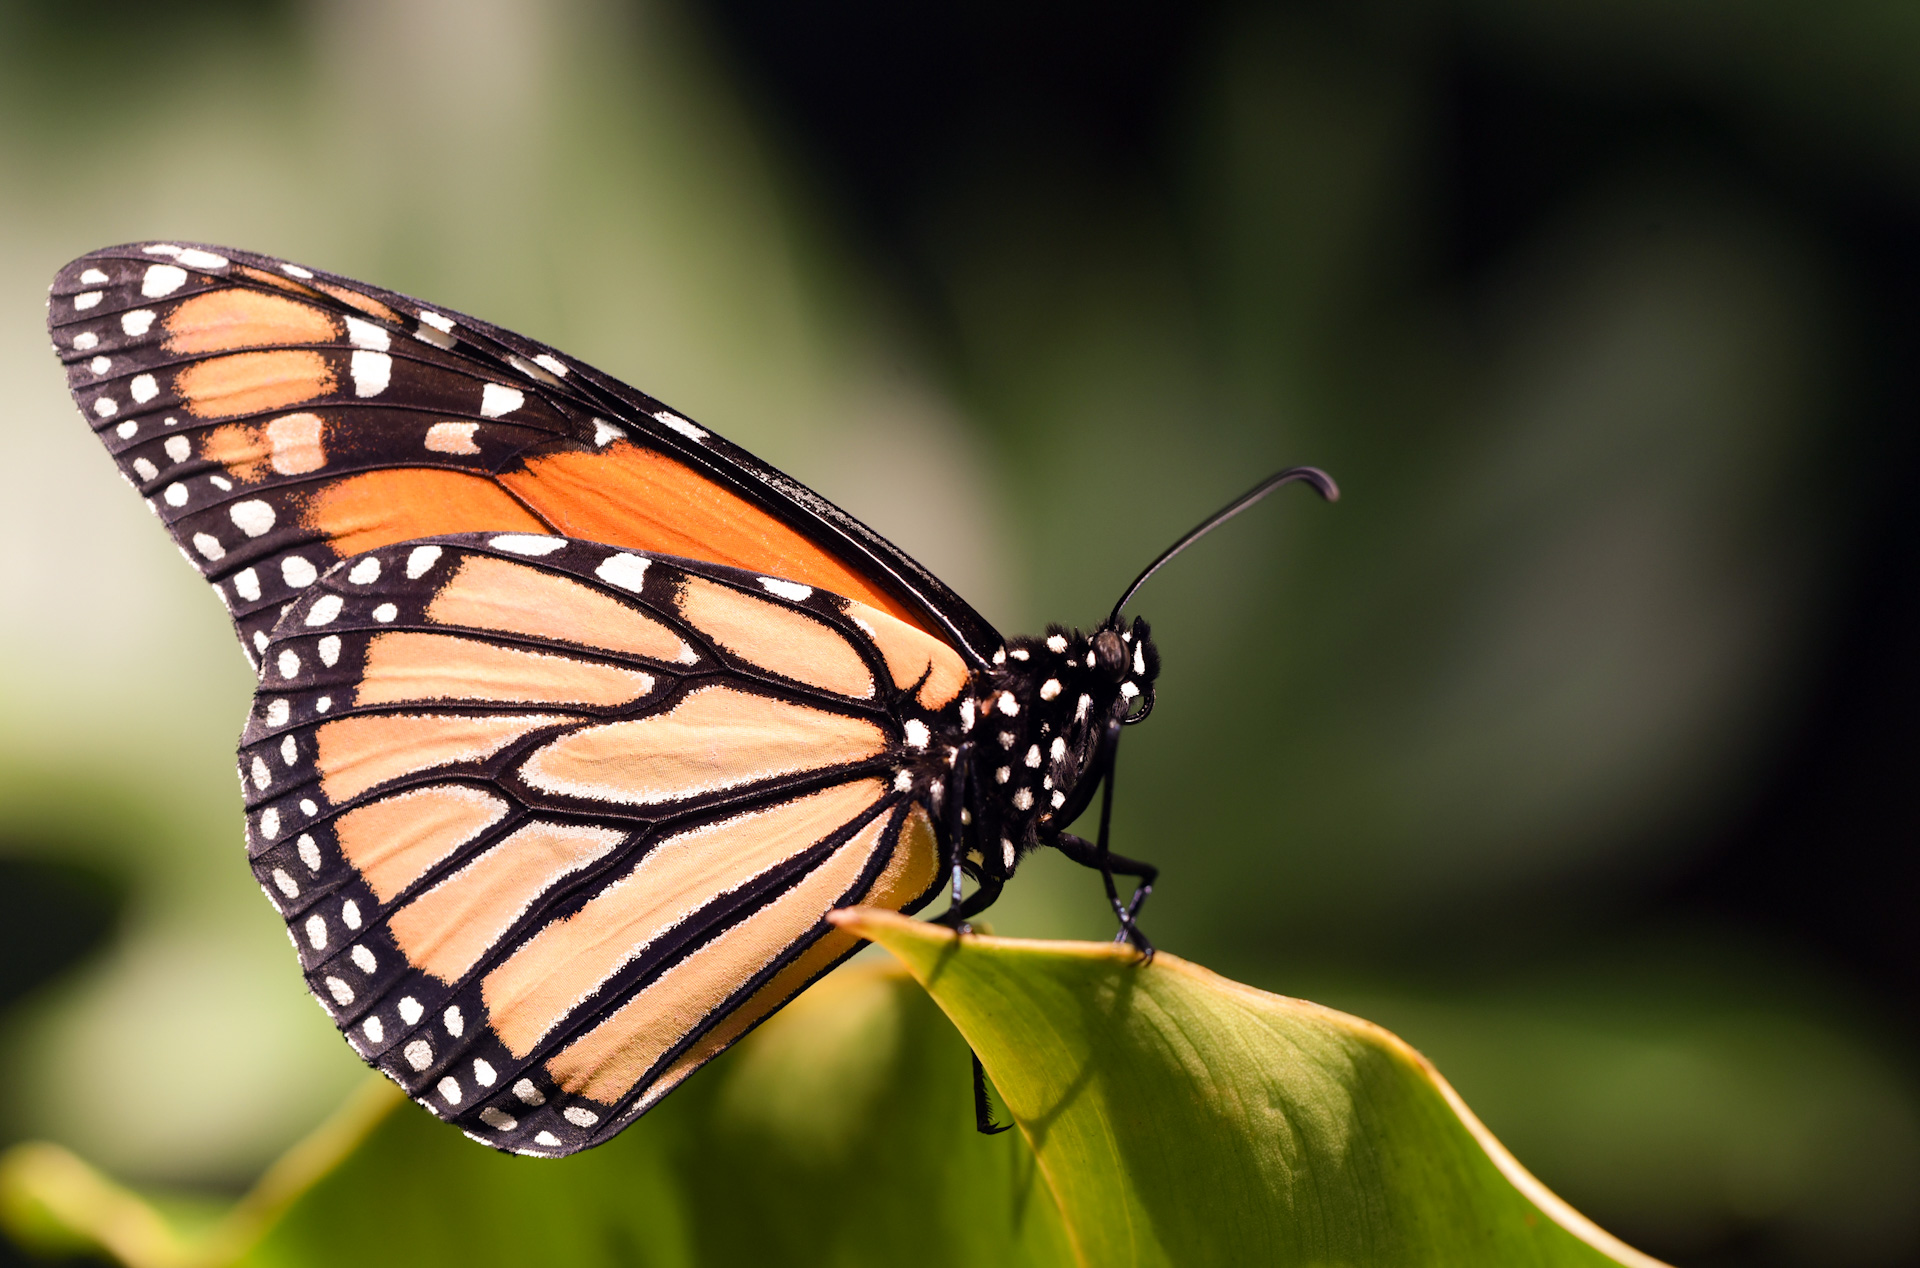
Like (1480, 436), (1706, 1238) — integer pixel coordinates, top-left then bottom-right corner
(413, 311), (456, 349)
(1039, 679), (1061, 701)
(230, 500), (275, 537)
(513, 1079), (545, 1106)
(405, 544), (442, 578)
(903, 719), (930, 750)
(652, 410), (706, 441)
(74, 292), (103, 310)
(191, 532), (224, 560)
(479, 384), (523, 418)
(272, 868), (298, 897)
(92, 397), (117, 417)
(174, 248), (228, 270)
(305, 914), (326, 948)
(298, 834), (321, 871)
(363, 1015), (384, 1043)
(326, 976), (354, 1006)
(403, 1040), (433, 1071)
(164, 435), (189, 462)
(591, 419), (621, 447)
(425, 421), (480, 454)
(344, 316), (390, 351)
(121, 309), (156, 336)
(399, 997), (423, 1025)
(533, 354), (568, 378)
(480, 1107), (517, 1131)
(508, 354), (560, 385)
(595, 553), (650, 591)
(318, 635), (342, 666)
(71, 332), (98, 350)
(141, 264), (187, 297)
(445, 1007), (465, 1038)
(758, 577), (811, 602)
(305, 593), (343, 626)
(563, 1107), (599, 1127)
(439, 1077), (462, 1106)
(79, 268), (108, 284)
(283, 556), (317, 588)
(130, 374), (158, 403)
(342, 900), (361, 930)
(281, 262), (314, 279)
(347, 557), (381, 585)
(490, 534), (564, 556)
(278, 648), (301, 678)
(351, 350), (391, 397)
(372, 603), (398, 623)
(132, 457), (157, 480)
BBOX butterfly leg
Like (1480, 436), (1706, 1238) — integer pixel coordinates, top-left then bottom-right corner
(1052, 727), (1158, 959)
(972, 1049), (1014, 1135)
(932, 745), (1004, 930)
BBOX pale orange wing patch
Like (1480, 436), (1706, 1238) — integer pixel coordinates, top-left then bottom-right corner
(388, 822), (627, 985)
(544, 809), (893, 1103)
(481, 778), (887, 1058)
(164, 288), (339, 354)
(355, 632), (657, 709)
(677, 575), (874, 700)
(333, 785), (511, 903)
(314, 711), (583, 803)
(516, 686), (888, 807)
(426, 554), (691, 664)
(840, 598), (972, 709)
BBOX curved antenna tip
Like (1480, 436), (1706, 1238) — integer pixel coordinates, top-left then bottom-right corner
(1296, 466), (1340, 503)
(1108, 464), (1340, 623)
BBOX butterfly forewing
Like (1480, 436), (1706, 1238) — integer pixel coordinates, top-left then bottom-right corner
(49, 242), (1001, 668)
(242, 532), (947, 1154)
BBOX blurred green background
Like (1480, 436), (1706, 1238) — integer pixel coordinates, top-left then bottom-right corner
(3, 0), (1919, 1263)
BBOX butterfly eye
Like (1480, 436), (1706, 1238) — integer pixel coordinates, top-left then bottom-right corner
(1092, 629), (1128, 680)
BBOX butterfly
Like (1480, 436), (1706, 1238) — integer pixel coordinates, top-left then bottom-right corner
(47, 242), (1336, 1156)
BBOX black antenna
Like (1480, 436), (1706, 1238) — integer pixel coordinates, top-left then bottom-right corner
(1109, 466), (1339, 625)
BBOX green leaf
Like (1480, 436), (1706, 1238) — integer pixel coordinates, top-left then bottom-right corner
(0, 921), (1671, 1268)
(832, 908), (1668, 1268)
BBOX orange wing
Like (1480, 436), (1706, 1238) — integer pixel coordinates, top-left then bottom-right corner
(49, 243), (1001, 669)
(243, 533), (961, 1155)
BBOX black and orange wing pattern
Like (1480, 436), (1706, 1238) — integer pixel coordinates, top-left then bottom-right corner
(46, 241), (1015, 1156)
(243, 531), (968, 1154)
(46, 242), (1001, 669)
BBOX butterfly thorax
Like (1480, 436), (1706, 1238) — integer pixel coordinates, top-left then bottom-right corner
(937, 618), (1160, 881)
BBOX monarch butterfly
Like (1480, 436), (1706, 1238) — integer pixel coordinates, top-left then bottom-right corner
(47, 243), (1335, 1156)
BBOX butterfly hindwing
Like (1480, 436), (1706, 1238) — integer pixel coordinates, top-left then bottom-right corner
(49, 242), (1001, 669)
(240, 532), (949, 1155)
